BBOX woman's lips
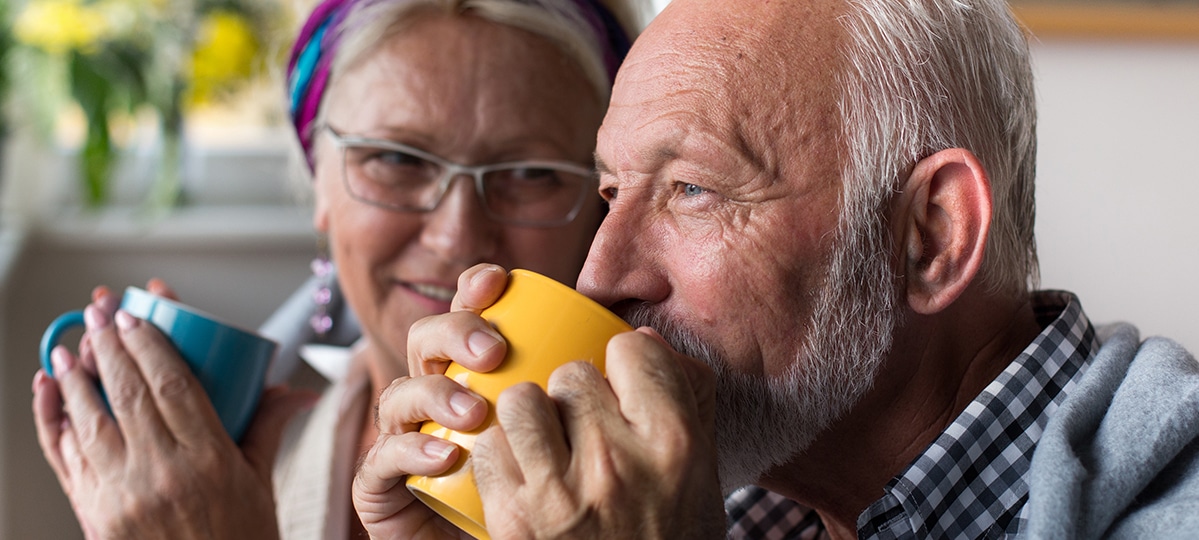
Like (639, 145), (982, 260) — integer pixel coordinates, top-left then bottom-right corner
(406, 281), (456, 303)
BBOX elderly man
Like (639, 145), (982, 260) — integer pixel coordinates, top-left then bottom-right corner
(353, 0), (1199, 538)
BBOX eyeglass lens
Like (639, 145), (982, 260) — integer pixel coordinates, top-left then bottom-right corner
(341, 142), (591, 226)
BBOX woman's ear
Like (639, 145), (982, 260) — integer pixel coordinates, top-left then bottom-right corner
(313, 180), (330, 233)
(311, 154), (331, 233)
(894, 148), (992, 315)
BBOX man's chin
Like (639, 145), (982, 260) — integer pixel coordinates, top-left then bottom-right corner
(709, 365), (818, 494)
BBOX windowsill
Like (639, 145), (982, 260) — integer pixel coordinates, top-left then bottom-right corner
(30, 204), (315, 250)
(0, 222), (30, 293)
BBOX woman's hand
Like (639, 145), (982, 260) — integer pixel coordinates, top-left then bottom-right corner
(353, 264), (506, 539)
(31, 281), (316, 539)
(353, 264), (726, 539)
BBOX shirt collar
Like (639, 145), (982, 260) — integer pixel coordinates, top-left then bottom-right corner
(857, 290), (1098, 539)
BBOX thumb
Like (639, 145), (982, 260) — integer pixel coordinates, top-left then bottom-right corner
(241, 385), (320, 479)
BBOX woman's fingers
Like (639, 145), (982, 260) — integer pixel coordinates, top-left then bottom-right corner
(145, 278), (179, 301)
(110, 310), (226, 444)
(51, 344), (125, 472)
(32, 369), (72, 486)
(407, 311), (506, 377)
(87, 307), (175, 450)
(376, 375), (488, 435)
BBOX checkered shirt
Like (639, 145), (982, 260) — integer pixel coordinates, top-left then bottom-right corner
(725, 291), (1098, 539)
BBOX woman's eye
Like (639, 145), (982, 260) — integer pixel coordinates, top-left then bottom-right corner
(375, 149), (422, 166)
(683, 183), (706, 197)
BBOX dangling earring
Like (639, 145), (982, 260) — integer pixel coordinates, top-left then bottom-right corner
(310, 234), (334, 338)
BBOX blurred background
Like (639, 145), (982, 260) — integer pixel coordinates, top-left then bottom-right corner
(0, 0), (1197, 537)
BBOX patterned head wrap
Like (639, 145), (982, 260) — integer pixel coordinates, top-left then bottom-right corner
(285, 0), (633, 172)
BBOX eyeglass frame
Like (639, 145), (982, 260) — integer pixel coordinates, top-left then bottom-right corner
(321, 125), (598, 228)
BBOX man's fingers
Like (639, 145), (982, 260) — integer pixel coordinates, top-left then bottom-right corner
(604, 332), (704, 440)
(407, 311), (506, 377)
(636, 327), (718, 433)
(111, 310), (225, 443)
(353, 431), (460, 529)
(450, 264), (508, 313)
(493, 382), (572, 485)
(474, 423), (529, 532)
(376, 375), (489, 435)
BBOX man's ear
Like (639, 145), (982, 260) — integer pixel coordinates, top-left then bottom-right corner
(895, 148), (992, 315)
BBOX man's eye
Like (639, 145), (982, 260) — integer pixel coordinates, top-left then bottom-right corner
(683, 183), (705, 196)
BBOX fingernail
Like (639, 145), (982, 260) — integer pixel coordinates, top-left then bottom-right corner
(96, 293), (119, 313)
(422, 439), (456, 461)
(84, 305), (109, 330)
(114, 310), (138, 331)
(471, 265), (502, 287)
(467, 331), (500, 357)
(449, 391), (482, 417)
(52, 346), (74, 374)
(32, 370), (46, 394)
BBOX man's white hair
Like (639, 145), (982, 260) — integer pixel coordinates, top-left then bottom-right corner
(838, 0), (1040, 296)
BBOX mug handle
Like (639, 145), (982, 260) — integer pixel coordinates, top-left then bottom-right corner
(39, 310), (86, 377)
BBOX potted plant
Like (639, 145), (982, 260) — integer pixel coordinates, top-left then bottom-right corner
(0, 1), (13, 185)
(12, 0), (277, 210)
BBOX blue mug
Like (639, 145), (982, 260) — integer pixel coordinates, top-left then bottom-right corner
(39, 287), (277, 442)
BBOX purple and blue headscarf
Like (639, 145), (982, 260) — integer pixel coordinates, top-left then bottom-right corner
(286, 0), (633, 171)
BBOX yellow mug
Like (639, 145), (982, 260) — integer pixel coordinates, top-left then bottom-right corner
(406, 269), (633, 539)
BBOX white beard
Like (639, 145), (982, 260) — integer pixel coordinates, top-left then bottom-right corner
(621, 209), (901, 494)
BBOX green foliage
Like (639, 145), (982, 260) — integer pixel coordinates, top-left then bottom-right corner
(0, 1), (13, 136)
(11, 0), (286, 207)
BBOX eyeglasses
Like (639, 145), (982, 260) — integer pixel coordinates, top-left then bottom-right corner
(323, 126), (597, 227)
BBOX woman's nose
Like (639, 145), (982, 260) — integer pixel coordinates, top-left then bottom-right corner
(419, 174), (498, 263)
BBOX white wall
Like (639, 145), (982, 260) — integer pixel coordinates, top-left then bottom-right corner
(1032, 38), (1199, 352)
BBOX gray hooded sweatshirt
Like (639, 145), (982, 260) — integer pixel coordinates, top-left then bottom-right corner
(1025, 323), (1199, 538)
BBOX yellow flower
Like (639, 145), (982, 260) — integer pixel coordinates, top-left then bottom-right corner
(188, 10), (260, 106)
(14, 0), (112, 55)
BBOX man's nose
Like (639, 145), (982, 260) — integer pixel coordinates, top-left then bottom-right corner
(576, 199), (668, 309)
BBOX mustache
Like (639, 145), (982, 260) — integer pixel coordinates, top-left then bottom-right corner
(618, 303), (725, 370)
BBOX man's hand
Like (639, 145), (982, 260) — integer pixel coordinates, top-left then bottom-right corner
(354, 264), (726, 539)
(352, 265), (505, 539)
(31, 282), (314, 539)
(474, 328), (725, 539)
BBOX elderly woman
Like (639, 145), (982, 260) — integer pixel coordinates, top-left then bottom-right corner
(30, 0), (641, 538)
